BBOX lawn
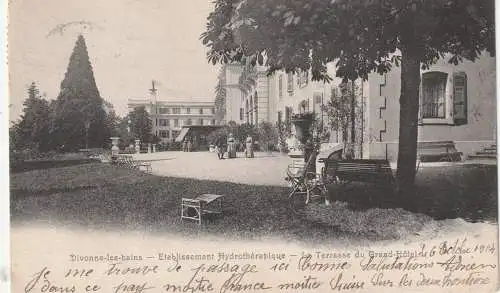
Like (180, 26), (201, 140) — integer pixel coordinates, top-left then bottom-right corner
(10, 161), (497, 245)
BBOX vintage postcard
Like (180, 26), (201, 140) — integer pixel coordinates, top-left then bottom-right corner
(7, 0), (499, 292)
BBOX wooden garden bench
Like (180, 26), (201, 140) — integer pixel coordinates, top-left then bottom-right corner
(115, 155), (152, 173)
(322, 159), (394, 188)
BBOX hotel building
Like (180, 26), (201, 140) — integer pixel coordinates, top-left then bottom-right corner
(127, 97), (216, 143)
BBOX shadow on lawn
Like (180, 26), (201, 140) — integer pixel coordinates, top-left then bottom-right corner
(329, 164), (497, 223)
(10, 159), (99, 173)
(11, 185), (99, 199)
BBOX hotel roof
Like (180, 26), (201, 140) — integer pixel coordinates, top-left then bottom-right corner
(128, 97), (214, 106)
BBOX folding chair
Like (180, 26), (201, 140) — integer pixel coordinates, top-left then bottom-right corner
(285, 151), (327, 212)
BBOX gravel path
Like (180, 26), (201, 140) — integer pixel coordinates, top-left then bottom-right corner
(133, 151), (292, 186)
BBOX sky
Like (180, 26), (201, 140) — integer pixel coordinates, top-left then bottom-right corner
(8, 0), (220, 121)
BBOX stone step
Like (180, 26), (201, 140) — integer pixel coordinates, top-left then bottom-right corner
(476, 150), (497, 155)
(417, 141), (456, 149)
(483, 147), (497, 152)
(419, 153), (462, 162)
(468, 154), (497, 159)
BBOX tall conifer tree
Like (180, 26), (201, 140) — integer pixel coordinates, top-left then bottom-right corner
(51, 34), (109, 151)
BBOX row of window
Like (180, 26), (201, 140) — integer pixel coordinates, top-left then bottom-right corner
(158, 107), (215, 115)
(158, 130), (180, 139)
(275, 70), (468, 126)
(157, 118), (216, 127)
(278, 70), (309, 99)
(239, 106), (259, 123)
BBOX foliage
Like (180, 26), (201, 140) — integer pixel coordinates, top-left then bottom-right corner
(12, 82), (52, 152)
(257, 121), (278, 151)
(230, 122), (259, 143)
(310, 118), (330, 144)
(276, 119), (289, 153)
(207, 126), (229, 146)
(322, 82), (364, 157)
(104, 107), (121, 138)
(51, 35), (110, 151)
(201, 0), (495, 195)
(127, 106), (154, 143)
(202, 0), (494, 82)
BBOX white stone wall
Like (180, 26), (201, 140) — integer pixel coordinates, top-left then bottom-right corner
(365, 52), (496, 160)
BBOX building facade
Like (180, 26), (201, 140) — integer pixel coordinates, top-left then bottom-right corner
(364, 52), (496, 160)
(223, 52), (496, 160)
(127, 98), (216, 143)
(223, 64), (332, 127)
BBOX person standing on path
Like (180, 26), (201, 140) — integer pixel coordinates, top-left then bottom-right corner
(215, 136), (225, 159)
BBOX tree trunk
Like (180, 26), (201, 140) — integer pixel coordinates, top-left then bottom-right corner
(396, 49), (421, 199)
(350, 80), (356, 158)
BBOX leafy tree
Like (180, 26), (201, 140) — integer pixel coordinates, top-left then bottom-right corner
(103, 104), (122, 138)
(127, 106), (153, 143)
(322, 82), (364, 158)
(201, 0), (495, 197)
(229, 122), (258, 143)
(15, 82), (52, 152)
(257, 121), (278, 152)
(207, 126), (229, 146)
(51, 34), (110, 151)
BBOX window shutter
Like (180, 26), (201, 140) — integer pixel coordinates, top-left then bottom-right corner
(453, 72), (467, 125)
(287, 72), (293, 93)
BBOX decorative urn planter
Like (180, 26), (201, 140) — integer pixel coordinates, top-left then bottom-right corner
(291, 112), (314, 145)
(227, 134), (237, 158)
(290, 112), (315, 170)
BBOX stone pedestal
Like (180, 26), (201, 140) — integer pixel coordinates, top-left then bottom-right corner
(148, 143), (152, 153)
(135, 139), (141, 154)
(110, 137), (120, 163)
(227, 140), (236, 158)
(288, 149), (304, 167)
(152, 144), (156, 153)
(110, 137), (120, 155)
(244, 136), (254, 158)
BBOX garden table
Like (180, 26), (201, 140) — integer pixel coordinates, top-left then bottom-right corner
(181, 194), (225, 225)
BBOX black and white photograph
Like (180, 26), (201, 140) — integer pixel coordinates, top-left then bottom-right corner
(6, 0), (499, 292)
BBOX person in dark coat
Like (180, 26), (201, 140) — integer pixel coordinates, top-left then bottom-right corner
(215, 137), (225, 159)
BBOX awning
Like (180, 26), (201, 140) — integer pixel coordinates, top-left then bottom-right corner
(175, 127), (190, 142)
